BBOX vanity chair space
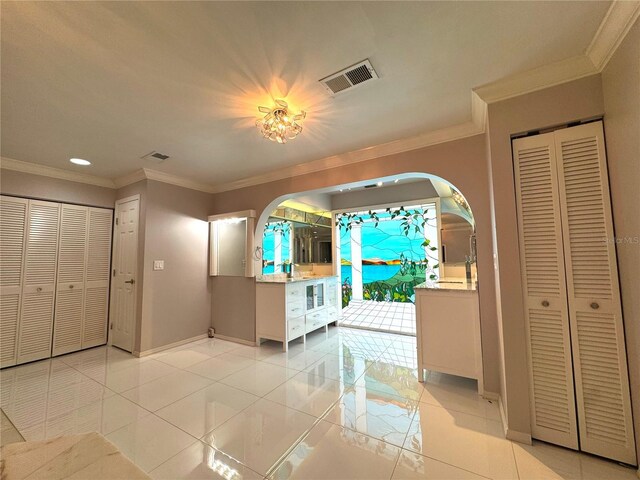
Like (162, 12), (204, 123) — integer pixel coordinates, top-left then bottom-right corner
(256, 276), (339, 351)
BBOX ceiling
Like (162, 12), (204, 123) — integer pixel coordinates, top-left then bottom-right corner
(1, 1), (610, 186)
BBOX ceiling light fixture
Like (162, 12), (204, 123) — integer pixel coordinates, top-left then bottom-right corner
(70, 158), (91, 166)
(377, 181), (383, 187)
(256, 99), (305, 144)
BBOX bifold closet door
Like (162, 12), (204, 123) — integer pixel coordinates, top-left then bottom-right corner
(555, 121), (636, 465)
(82, 208), (113, 348)
(513, 133), (579, 450)
(17, 200), (60, 364)
(53, 204), (88, 356)
(0, 196), (28, 367)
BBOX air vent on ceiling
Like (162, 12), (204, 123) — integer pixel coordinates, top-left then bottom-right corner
(319, 59), (379, 96)
(364, 184), (378, 189)
(141, 151), (170, 162)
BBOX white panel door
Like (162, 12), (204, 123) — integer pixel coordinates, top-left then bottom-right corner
(110, 196), (139, 352)
(555, 121), (636, 465)
(53, 204), (88, 356)
(513, 133), (578, 450)
(83, 207), (113, 348)
(17, 200), (60, 364)
(0, 196), (28, 367)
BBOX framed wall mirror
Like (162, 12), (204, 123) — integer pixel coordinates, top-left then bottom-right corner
(209, 210), (256, 277)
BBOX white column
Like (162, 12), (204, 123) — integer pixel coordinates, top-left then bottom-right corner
(423, 204), (440, 279)
(350, 223), (363, 302)
(274, 230), (282, 273)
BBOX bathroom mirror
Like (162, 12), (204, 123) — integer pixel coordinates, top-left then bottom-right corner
(209, 210), (255, 277)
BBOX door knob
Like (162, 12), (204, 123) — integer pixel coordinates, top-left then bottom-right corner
(590, 302), (599, 310)
(124, 279), (135, 285)
(36, 287), (42, 293)
(69, 284), (74, 289)
(541, 300), (550, 307)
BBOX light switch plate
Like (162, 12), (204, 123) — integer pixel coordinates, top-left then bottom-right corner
(153, 260), (164, 271)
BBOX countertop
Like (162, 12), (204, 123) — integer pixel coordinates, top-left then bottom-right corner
(256, 274), (338, 284)
(415, 277), (477, 292)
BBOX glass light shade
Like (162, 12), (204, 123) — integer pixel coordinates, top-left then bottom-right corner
(256, 100), (305, 143)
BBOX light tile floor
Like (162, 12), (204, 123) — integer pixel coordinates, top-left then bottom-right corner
(0, 327), (637, 479)
(341, 300), (417, 335)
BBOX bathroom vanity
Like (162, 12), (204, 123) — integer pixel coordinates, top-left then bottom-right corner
(256, 275), (339, 351)
(414, 278), (483, 394)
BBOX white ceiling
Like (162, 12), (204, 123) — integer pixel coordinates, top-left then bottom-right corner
(1, 1), (610, 186)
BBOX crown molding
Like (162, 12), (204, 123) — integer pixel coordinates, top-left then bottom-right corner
(141, 168), (216, 193)
(210, 115), (485, 194)
(587, 0), (640, 71)
(0, 156), (117, 188)
(112, 169), (147, 188)
(473, 55), (598, 104)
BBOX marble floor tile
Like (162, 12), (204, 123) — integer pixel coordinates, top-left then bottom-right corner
(418, 372), (499, 421)
(185, 353), (257, 381)
(512, 440), (638, 480)
(156, 383), (259, 438)
(106, 414), (195, 473)
(303, 351), (369, 386)
(391, 450), (486, 479)
(403, 402), (518, 479)
(92, 359), (179, 393)
(323, 385), (418, 448)
(121, 370), (213, 411)
(270, 420), (401, 480)
(19, 394), (150, 441)
(264, 371), (345, 417)
(219, 362), (297, 397)
(153, 348), (213, 369)
(150, 440), (263, 480)
(202, 399), (316, 475)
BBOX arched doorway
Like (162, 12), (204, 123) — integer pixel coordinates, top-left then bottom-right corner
(254, 173), (476, 336)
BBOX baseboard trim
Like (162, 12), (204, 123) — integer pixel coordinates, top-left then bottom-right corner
(134, 333), (209, 357)
(497, 395), (532, 445)
(214, 333), (256, 347)
(482, 391), (499, 402)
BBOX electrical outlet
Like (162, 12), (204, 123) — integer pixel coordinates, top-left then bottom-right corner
(153, 260), (164, 271)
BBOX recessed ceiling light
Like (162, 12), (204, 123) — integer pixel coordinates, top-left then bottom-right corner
(70, 158), (91, 166)
(377, 181), (383, 187)
(394, 179), (399, 183)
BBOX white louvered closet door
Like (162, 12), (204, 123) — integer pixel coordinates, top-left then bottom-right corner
(53, 204), (88, 356)
(0, 196), (28, 367)
(82, 208), (113, 348)
(513, 133), (578, 450)
(17, 200), (60, 364)
(554, 121), (636, 465)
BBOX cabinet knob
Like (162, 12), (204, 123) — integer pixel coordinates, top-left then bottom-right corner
(69, 284), (74, 289)
(541, 300), (550, 307)
(37, 287), (42, 293)
(590, 302), (600, 310)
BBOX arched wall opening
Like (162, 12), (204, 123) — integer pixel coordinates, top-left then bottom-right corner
(210, 133), (499, 395)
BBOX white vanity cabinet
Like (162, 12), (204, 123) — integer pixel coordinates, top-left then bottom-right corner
(256, 276), (338, 351)
(415, 279), (484, 394)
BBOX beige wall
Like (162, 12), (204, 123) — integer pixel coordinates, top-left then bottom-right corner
(1, 168), (116, 208)
(602, 18), (640, 463)
(486, 74), (605, 436)
(212, 133), (502, 395)
(137, 180), (212, 352)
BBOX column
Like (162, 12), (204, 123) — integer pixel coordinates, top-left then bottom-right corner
(274, 230), (282, 273)
(350, 223), (363, 302)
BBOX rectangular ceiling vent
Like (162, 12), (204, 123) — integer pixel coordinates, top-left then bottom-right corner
(141, 151), (170, 162)
(319, 59), (379, 96)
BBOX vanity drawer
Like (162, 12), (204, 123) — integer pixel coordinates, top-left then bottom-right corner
(286, 284), (304, 301)
(286, 301), (305, 318)
(288, 317), (305, 339)
(327, 306), (339, 322)
(305, 309), (328, 333)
